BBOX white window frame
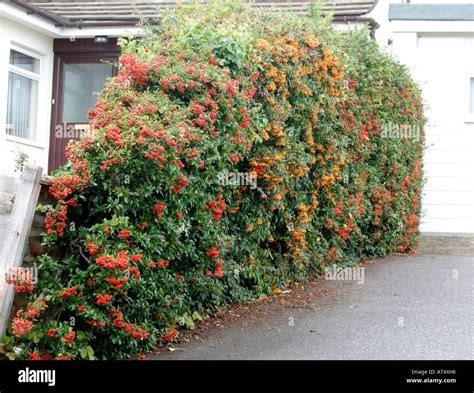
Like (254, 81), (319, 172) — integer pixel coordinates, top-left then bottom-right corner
(5, 44), (41, 143)
(465, 73), (474, 123)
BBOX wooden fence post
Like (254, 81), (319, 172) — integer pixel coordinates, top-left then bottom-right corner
(0, 165), (43, 336)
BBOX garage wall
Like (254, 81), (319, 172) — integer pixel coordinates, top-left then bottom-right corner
(392, 32), (474, 233)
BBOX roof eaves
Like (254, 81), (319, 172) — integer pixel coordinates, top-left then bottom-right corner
(389, 4), (474, 21)
(10, 0), (73, 27)
(11, 1), (377, 28)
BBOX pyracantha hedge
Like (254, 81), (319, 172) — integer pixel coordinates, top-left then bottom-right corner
(1, 2), (424, 360)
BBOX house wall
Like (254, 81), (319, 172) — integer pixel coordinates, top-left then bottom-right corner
(0, 17), (53, 211)
(393, 32), (474, 233)
(368, 2), (474, 233)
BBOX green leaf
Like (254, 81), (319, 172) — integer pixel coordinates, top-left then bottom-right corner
(80, 347), (88, 359)
(6, 352), (16, 360)
(87, 345), (95, 360)
(192, 311), (203, 321)
(184, 317), (195, 330)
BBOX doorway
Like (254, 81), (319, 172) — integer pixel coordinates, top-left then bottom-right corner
(49, 38), (120, 172)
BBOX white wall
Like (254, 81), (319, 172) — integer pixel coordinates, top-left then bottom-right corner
(0, 17), (53, 179)
(368, 2), (474, 233)
(413, 33), (474, 233)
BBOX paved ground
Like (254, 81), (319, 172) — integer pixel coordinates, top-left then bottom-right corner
(418, 233), (474, 256)
(153, 252), (473, 360)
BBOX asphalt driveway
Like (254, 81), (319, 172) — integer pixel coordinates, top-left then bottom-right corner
(153, 251), (474, 360)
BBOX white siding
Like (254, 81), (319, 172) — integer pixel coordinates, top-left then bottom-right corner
(391, 33), (474, 233)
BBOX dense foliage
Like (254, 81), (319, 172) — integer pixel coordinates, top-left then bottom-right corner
(1, 2), (424, 360)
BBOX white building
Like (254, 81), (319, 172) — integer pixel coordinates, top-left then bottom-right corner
(0, 0), (472, 233)
(366, 1), (474, 233)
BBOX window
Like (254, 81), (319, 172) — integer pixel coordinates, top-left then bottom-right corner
(6, 48), (40, 141)
(62, 62), (113, 124)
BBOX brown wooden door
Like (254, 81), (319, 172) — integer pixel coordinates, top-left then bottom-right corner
(49, 42), (119, 172)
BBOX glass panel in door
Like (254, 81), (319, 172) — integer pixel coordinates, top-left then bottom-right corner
(62, 62), (113, 133)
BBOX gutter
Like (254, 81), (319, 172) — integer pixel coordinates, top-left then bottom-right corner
(331, 0), (380, 39)
(332, 16), (380, 39)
